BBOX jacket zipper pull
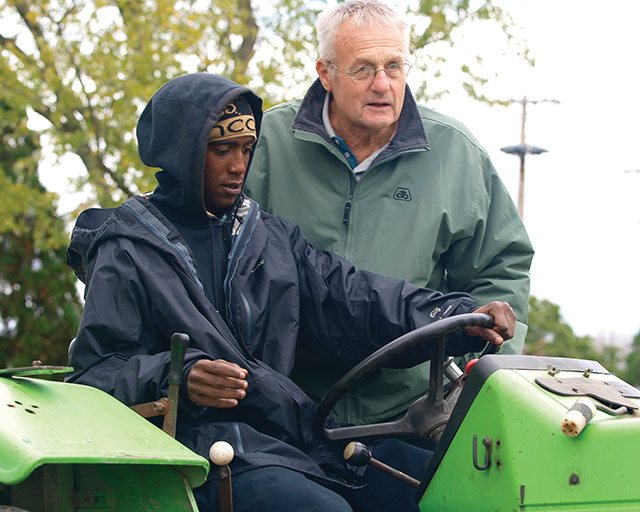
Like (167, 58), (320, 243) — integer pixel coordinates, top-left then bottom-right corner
(343, 201), (352, 225)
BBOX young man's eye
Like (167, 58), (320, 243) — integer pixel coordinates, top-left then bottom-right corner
(208, 143), (229, 155)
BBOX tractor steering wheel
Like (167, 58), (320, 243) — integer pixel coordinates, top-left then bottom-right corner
(312, 313), (495, 443)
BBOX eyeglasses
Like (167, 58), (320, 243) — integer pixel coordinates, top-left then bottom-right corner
(330, 61), (412, 83)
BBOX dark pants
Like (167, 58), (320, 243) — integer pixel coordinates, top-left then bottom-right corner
(194, 466), (352, 512)
(194, 438), (431, 512)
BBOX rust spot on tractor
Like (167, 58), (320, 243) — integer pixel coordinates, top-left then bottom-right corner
(569, 473), (580, 485)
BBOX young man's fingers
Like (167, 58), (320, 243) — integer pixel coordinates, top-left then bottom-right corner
(465, 326), (504, 346)
(189, 360), (248, 388)
(188, 380), (247, 407)
(187, 359), (249, 407)
(200, 359), (248, 379)
(209, 398), (240, 408)
(473, 301), (516, 341)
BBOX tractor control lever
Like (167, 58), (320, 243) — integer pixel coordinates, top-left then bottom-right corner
(344, 441), (421, 488)
(163, 332), (189, 437)
(210, 441), (235, 512)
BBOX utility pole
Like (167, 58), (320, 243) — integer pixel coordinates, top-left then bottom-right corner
(500, 97), (559, 218)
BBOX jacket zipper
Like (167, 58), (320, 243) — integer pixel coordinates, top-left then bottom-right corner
(343, 200), (352, 225)
(224, 202), (259, 352)
(240, 292), (252, 342)
(343, 164), (356, 223)
(232, 421), (245, 453)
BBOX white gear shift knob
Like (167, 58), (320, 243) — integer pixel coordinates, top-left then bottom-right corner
(210, 441), (235, 466)
(561, 398), (597, 437)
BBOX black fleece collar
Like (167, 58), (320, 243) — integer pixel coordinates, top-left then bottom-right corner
(291, 79), (430, 163)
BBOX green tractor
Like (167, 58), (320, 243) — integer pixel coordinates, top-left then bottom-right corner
(2, 314), (639, 511)
(0, 335), (209, 511)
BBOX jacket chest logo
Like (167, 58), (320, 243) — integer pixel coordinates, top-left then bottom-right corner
(393, 187), (412, 202)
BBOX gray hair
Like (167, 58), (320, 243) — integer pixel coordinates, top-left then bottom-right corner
(317, 0), (410, 65)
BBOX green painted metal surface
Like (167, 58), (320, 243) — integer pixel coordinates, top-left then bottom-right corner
(0, 376), (208, 487)
(419, 366), (640, 511)
(9, 463), (202, 511)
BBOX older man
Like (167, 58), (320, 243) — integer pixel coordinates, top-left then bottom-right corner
(245, 0), (534, 427)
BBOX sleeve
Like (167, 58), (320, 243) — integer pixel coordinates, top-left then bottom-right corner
(445, 154), (534, 355)
(65, 239), (212, 410)
(283, 221), (484, 367)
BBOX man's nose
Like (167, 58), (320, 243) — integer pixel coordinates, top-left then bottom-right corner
(229, 150), (247, 174)
(370, 68), (392, 92)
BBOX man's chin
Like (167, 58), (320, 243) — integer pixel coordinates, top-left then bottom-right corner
(361, 116), (398, 132)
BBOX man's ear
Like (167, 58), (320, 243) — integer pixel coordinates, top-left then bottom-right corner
(316, 59), (333, 92)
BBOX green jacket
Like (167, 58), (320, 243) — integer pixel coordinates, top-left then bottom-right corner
(245, 80), (534, 425)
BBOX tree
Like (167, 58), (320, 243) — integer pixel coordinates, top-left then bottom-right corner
(525, 296), (627, 376)
(625, 330), (640, 386)
(525, 296), (600, 360)
(408, 0), (531, 103)
(0, 0), (320, 207)
(0, 0), (524, 208)
(0, 98), (82, 368)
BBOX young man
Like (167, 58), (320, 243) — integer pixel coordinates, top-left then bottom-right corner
(245, 0), (535, 427)
(66, 73), (515, 511)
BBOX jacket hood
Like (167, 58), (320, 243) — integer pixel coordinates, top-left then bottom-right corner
(137, 73), (263, 221)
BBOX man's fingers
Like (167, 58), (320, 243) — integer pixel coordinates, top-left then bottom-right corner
(195, 371), (248, 391)
(465, 326), (504, 346)
(468, 301), (516, 343)
(209, 398), (241, 408)
(187, 380), (247, 408)
(467, 302), (516, 345)
(200, 359), (248, 380)
(187, 359), (249, 407)
(189, 383), (247, 406)
(189, 392), (242, 409)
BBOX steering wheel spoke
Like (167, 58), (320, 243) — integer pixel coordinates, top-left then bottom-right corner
(313, 313), (494, 443)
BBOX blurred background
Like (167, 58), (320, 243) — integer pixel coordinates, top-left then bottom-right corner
(1, 0), (638, 382)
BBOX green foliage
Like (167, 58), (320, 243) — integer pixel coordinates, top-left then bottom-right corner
(409, 0), (532, 103)
(0, 0), (323, 208)
(0, 0), (523, 207)
(0, 100), (82, 368)
(525, 296), (598, 359)
(525, 296), (627, 377)
(413, 0), (504, 48)
(624, 331), (640, 386)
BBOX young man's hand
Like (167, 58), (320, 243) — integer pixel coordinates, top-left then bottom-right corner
(187, 359), (249, 408)
(465, 301), (516, 346)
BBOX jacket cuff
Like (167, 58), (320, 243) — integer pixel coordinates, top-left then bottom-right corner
(179, 359), (208, 418)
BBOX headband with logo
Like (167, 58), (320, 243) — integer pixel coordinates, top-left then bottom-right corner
(209, 96), (257, 143)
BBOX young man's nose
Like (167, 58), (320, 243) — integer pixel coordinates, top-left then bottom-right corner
(229, 150), (247, 174)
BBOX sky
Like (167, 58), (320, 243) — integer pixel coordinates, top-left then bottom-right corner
(34, 0), (640, 346)
(416, 0), (640, 345)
